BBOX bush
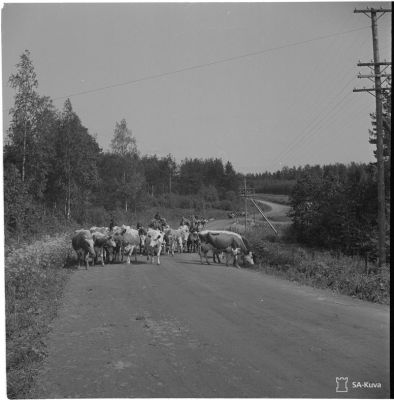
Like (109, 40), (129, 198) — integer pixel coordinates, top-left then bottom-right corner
(5, 234), (73, 398)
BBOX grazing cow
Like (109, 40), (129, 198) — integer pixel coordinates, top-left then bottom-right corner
(187, 230), (200, 253)
(198, 230), (254, 268)
(121, 225), (146, 264)
(145, 229), (164, 265)
(91, 231), (116, 266)
(72, 230), (96, 269)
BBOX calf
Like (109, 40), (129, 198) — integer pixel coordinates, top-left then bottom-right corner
(199, 242), (239, 266)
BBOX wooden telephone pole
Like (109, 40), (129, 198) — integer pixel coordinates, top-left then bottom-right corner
(240, 178), (255, 232)
(353, 7), (391, 268)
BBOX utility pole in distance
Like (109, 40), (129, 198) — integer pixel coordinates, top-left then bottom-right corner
(239, 178), (255, 233)
(354, 6), (391, 268)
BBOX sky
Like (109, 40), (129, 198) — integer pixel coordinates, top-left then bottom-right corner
(1, 1), (392, 174)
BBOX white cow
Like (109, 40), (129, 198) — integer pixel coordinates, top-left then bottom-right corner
(178, 224), (190, 251)
(145, 228), (164, 265)
(121, 225), (146, 264)
(164, 228), (186, 255)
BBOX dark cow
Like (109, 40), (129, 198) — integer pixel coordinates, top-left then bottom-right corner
(110, 226), (124, 263)
(198, 230), (254, 268)
(187, 230), (200, 253)
(138, 226), (147, 255)
(91, 231), (116, 266)
(72, 230), (96, 269)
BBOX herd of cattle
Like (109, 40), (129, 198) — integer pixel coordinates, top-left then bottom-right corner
(71, 216), (255, 270)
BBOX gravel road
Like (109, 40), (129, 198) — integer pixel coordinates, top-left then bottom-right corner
(30, 251), (389, 398)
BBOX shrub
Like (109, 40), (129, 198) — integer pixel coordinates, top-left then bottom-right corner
(5, 234), (73, 398)
(244, 226), (390, 304)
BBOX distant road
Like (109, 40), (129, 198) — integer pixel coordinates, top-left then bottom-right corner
(30, 232), (389, 398)
(254, 198), (292, 223)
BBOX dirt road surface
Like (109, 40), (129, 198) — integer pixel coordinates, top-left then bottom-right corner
(30, 252), (389, 398)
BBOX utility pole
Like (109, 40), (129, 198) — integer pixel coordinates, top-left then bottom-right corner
(354, 7), (391, 268)
(240, 178), (255, 233)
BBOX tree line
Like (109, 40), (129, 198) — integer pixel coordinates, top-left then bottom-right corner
(288, 89), (391, 263)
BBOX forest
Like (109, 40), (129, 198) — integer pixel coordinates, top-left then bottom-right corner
(3, 50), (391, 261)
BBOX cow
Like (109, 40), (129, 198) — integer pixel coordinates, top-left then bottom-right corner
(164, 228), (186, 255)
(91, 231), (116, 266)
(121, 225), (146, 264)
(178, 224), (190, 251)
(90, 227), (117, 263)
(138, 226), (148, 255)
(72, 230), (96, 269)
(187, 230), (200, 253)
(89, 226), (109, 235)
(198, 230), (254, 268)
(110, 226), (124, 262)
(145, 229), (164, 265)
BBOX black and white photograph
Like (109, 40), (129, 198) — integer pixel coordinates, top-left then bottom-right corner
(1, 1), (391, 398)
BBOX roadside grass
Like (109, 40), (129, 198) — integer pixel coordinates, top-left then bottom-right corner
(236, 225), (390, 304)
(5, 234), (74, 398)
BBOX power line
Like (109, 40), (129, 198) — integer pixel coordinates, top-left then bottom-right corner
(265, 75), (357, 170)
(51, 26), (370, 102)
(3, 25), (371, 116)
(264, 30), (371, 171)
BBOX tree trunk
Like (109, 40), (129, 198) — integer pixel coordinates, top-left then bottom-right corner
(22, 124), (27, 182)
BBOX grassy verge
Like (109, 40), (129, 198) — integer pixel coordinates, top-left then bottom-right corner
(5, 234), (74, 398)
(242, 225), (390, 304)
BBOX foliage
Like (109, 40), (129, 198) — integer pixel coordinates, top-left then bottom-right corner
(111, 118), (137, 156)
(5, 234), (73, 398)
(288, 163), (389, 262)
